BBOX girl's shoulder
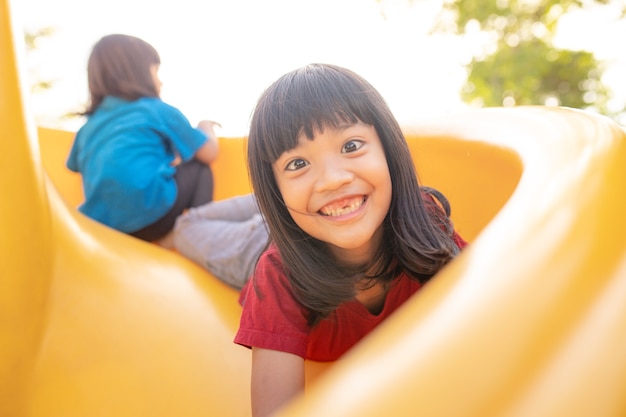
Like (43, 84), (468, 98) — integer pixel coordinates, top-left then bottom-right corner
(135, 96), (170, 110)
(420, 186), (467, 249)
(253, 244), (285, 277)
(92, 96), (167, 116)
(238, 244), (293, 306)
(136, 97), (188, 121)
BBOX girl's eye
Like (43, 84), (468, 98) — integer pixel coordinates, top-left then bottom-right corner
(342, 139), (364, 154)
(285, 158), (309, 171)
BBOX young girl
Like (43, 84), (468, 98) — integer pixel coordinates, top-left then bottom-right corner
(234, 63), (466, 417)
(66, 34), (219, 243)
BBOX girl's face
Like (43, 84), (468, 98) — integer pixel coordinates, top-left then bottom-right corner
(150, 64), (162, 95)
(273, 122), (392, 265)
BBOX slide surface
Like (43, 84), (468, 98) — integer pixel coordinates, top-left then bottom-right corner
(3, 1), (626, 416)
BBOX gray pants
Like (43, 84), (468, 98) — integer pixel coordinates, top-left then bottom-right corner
(173, 193), (268, 289)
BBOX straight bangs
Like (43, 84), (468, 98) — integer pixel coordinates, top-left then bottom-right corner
(250, 64), (380, 165)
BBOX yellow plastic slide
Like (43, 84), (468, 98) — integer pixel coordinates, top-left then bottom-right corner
(2, 0), (626, 415)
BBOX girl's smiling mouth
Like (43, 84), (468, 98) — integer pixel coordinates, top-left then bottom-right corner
(319, 196), (367, 217)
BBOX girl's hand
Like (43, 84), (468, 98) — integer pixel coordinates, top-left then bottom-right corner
(197, 120), (222, 140)
(194, 120), (221, 164)
(251, 347), (305, 417)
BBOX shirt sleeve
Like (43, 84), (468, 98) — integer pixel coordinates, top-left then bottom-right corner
(234, 247), (311, 358)
(157, 102), (208, 161)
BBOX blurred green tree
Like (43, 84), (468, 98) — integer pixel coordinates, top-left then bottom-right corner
(441, 0), (624, 117)
(378, 0), (625, 119)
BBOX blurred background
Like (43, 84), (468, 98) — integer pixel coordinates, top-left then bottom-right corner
(20, 0), (626, 137)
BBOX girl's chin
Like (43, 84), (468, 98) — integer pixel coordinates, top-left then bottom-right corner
(327, 236), (377, 259)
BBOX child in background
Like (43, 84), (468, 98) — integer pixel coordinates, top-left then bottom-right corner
(234, 63), (467, 417)
(67, 34), (219, 244)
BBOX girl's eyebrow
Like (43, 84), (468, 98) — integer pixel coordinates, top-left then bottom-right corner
(275, 146), (301, 164)
(336, 122), (355, 130)
(330, 121), (361, 133)
(297, 121), (365, 144)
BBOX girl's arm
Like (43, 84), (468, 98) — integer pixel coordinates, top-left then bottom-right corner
(251, 347), (305, 417)
(194, 120), (220, 164)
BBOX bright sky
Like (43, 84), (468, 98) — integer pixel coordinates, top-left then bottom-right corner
(18, 0), (626, 136)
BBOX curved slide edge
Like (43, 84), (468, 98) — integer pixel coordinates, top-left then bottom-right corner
(282, 108), (626, 417)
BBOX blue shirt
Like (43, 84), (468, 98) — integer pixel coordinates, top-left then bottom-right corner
(66, 96), (207, 232)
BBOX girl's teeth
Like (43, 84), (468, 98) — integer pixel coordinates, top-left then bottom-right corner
(321, 197), (363, 216)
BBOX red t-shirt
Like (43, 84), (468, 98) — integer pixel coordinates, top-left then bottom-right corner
(234, 232), (466, 362)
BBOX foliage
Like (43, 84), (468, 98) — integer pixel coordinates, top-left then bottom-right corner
(24, 27), (56, 93)
(463, 38), (608, 110)
(439, 0), (624, 117)
(24, 27), (55, 51)
(446, 0), (613, 35)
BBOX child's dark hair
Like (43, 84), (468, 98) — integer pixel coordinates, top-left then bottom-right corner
(84, 34), (161, 115)
(248, 63), (459, 326)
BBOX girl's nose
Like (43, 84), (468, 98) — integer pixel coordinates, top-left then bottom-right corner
(314, 159), (354, 192)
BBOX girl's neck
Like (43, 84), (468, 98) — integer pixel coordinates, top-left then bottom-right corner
(355, 281), (388, 315)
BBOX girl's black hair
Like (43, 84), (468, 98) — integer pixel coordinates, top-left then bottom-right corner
(248, 63), (459, 326)
(83, 34), (161, 115)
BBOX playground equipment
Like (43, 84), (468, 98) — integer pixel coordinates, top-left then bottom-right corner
(2, 0), (626, 415)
